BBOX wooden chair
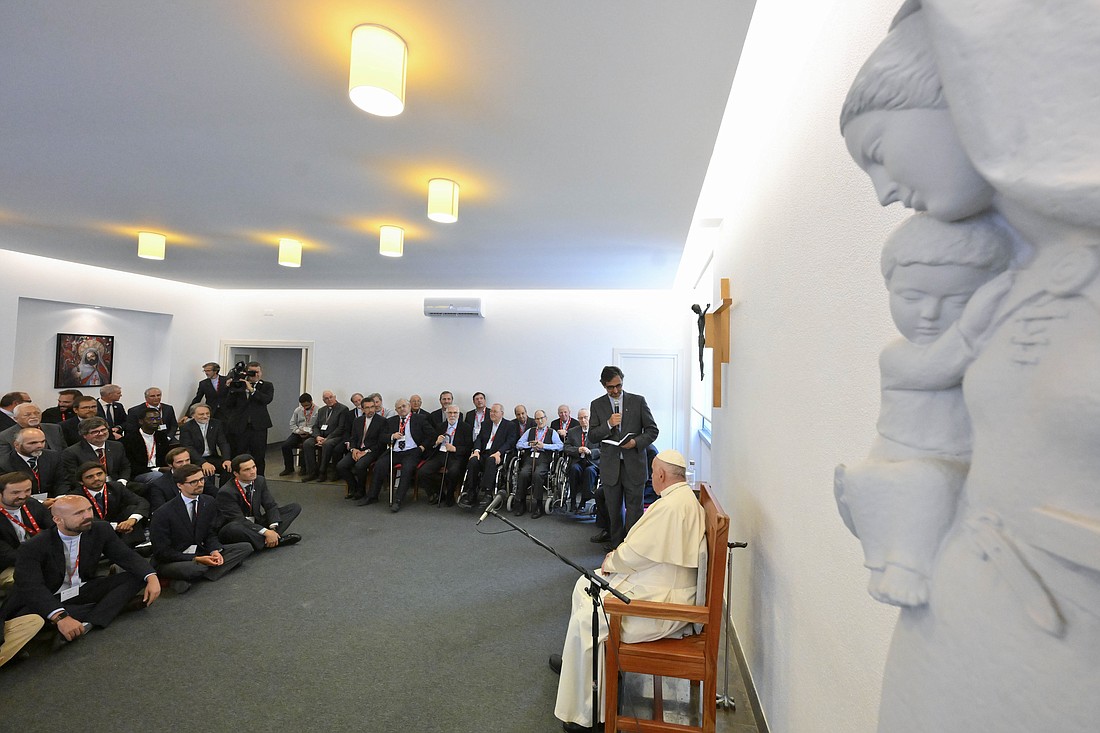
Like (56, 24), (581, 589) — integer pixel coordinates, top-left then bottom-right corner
(602, 482), (730, 733)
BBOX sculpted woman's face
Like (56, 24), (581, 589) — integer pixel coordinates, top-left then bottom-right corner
(845, 108), (994, 222)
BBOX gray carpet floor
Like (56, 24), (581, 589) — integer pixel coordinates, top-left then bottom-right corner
(2, 475), (609, 733)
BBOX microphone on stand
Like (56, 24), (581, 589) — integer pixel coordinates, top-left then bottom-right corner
(477, 493), (506, 525)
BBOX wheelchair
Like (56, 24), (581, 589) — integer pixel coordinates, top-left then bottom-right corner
(459, 450), (515, 507)
(506, 449), (566, 515)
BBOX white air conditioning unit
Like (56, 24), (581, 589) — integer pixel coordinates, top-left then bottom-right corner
(423, 297), (484, 317)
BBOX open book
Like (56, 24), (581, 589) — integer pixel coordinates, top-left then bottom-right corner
(601, 432), (635, 447)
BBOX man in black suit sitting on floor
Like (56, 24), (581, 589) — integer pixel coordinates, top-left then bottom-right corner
(61, 418), (131, 489)
(0, 471), (51, 591)
(216, 454), (301, 551)
(2, 494), (160, 643)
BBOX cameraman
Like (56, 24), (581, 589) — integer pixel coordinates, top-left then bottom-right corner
(222, 361), (274, 474)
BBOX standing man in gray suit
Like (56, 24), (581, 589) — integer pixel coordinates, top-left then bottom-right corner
(587, 366), (658, 549)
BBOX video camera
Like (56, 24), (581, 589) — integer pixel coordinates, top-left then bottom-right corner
(227, 360), (259, 389)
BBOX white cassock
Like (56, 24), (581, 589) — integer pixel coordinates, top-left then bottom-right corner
(554, 481), (706, 727)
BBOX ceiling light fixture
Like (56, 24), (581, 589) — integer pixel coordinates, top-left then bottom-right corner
(427, 178), (460, 223)
(379, 225), (404, 257)
(349, 24), (407, 117)
(137, 231), (166, 260)
(278, 238), (302, 267)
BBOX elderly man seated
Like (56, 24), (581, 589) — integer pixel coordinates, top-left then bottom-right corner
(549, 449), (705, 733)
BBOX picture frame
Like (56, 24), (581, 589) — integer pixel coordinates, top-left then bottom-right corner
(55, 333), (114, 388)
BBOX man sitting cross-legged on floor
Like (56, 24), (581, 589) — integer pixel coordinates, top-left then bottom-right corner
(216, 454), (301, 551)
(150, 463), (252, 593)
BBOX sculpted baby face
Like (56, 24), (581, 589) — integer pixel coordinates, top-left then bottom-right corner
(887, 262), (993, 344)
(844, 108), (993, 222)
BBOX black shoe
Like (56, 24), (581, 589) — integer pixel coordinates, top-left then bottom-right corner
(589, 529), (611, 543)
(278, 469), (294, 477)
(390, 502), (401, 513)
(344, 493), (361, 500)
(172, 580), (192, 595)
(562, 722), (594, 733)
(442, 498), (455, 507)
(279, 533), (302, 547)
(356, 496), (378, 506)
(301, 473), (318, 482)
(532, 506), (544, 519)
(427, 494), (439, 505)
(513, 505), (525, 517)
(548, 654), (562, 675)
(457, 496), (473, 509)
(602, 543), (616, 553)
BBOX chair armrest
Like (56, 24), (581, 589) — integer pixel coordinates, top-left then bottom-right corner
(603, 597), (709, 625)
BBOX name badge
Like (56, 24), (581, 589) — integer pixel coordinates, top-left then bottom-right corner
(321, 424), (328, 431)
(158, 425), (167, 431)
(184, 544), (198, 554)
(60, 583), (83, 601)
(246, 516), (256, 523)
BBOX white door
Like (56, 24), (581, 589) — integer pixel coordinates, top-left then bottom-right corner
(613, 349), (683, 453)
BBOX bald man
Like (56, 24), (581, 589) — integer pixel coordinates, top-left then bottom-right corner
(0, 403), (65, 462)
(3, 494), (159, 642)
(551, 450), (706, 732)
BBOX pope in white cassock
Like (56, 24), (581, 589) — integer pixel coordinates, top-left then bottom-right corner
(553, 449), (706, 732)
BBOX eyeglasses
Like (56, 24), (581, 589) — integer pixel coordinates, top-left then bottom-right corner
(86, 428), (109, 436)
(604, 381), (623, 391)
(181, 479), (204, 486)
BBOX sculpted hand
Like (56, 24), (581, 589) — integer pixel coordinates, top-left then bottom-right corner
(958, 270), (1016, 342)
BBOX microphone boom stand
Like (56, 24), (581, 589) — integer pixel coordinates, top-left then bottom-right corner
(483, 507), (630, 730)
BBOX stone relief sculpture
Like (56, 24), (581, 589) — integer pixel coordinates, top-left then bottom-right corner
(836, 3), (1100, 731)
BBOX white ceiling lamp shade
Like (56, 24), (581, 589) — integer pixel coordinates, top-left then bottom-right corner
(426, 178), (460, 223)
(379, 225), (404, 257)
(349, 24), (407, 117)
(136, 231), (166, 260)
(278, 238), (302, 267)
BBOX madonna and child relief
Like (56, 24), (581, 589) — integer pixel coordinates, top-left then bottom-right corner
(833, 2), (1100, 732)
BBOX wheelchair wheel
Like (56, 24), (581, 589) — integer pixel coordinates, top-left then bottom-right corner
(544, 494), (554, 515)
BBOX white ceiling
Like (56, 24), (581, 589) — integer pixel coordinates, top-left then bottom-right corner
(0, 1), (754, 290)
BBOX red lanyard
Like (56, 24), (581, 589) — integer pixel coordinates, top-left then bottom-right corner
(398, 416), (408, 436)
(144, 434), (156, 463)
(536, 428), (547, 443)
(235, 479), (252, 512)
(82, 488), (108, 519)
(0, 506), (40, 536)
(303, 406), (314, 422)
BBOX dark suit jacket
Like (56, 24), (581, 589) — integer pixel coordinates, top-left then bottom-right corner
(124, 403), (179, 437)
(0, 449), (67, 497)
(189, 377), (230, 414)
(150, 494), (223, 563)
(588, 392), (659, 486)
(384, 413), (435, 451)
(61, 440), (131, 488)
(348, 413), (387, 454)
(474, 419), (519, 457)
(120, 429), (178, 475)
(222, 380), (274, 432)
(12, 522), (153, 618)
(215, 476), (283, 532)
(67, 480), (149, 524)
(513, 417), (536, 434)
(0, 422), (65, 462)
(564, 426), (601, 464)
(96, 401), (128, 433)
(178, 419), (231, 464)
(41, 407), (78, 425)
(61, 418), (83, 447)
(433, 419), (474, 459)
(0, 498), (51, 570)
(0, 412), (16, 432)
(315, 402), (350, 442)
(551, 417), (579, 437)
(464, 408), (489, 428)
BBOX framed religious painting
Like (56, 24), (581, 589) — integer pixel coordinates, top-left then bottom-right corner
(55, 333), (114, 388)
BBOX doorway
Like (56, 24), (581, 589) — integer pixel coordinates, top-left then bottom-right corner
(220, 340), (313, 445)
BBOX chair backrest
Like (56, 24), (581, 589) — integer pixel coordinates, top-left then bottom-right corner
(698, 482), (730, 634)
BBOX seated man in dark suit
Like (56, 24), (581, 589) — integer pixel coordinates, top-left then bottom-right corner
(513, 410), (565, 518)
(361, 398), (436, 513)
(564, 408), (601, 513)
(0, 472), (51, 591)
(62, 396), (100, 447)
(124, 387), (179, 438)
(2, 494), (160, 643)
(1, 428), (66, 500)
(339, 399), (387, 502)
(0, 403), (65, 462)
(69, 461), (150, 549)
(216, 454), (301, 551)
(177, 404), (231, 492)
(189, 362), (229, 417)
(427, 390), (455, 432)
(41, 389), (82, 426)
(121, 408), (179, 484)
(420, 405), (473, 507)
(301, 390), (350, 482)
(513, 404), (536, 435)
(551, 404), (579, 443)
(458, 403), (520, 509)
(150, 463), (252, 593)
(61, 418), (131, 489)
(0, 392), (24, 432)
(148, 447), (203, 513)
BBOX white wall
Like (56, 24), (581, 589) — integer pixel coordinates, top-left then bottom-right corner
(0, 249), (695, 451)
(699, 1), (910, 731)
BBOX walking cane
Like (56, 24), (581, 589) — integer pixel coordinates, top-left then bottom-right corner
(437, 448), (450, 505)
(388, 438), (395, 506)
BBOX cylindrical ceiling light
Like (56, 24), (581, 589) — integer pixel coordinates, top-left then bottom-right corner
(379, 225), (404, 257)
(427, 178), (460, 223)
(349, 24), (407, 117)
(137, 231), (166, 260)
(278, 238), (302, 267)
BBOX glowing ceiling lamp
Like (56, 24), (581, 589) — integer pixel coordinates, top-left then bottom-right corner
(379, 225), (404, 257)
(137, 231), (166, 260)
(349, 24), (407, 117)
(278, 238), (302, 267)
(427, 178), (460, 223)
